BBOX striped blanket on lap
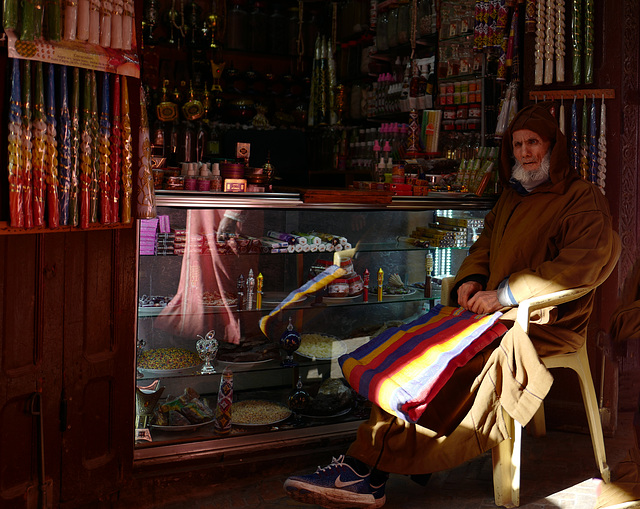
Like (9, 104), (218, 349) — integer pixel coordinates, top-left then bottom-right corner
(339, 304), (508, 423)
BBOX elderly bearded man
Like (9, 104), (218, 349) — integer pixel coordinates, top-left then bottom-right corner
(283, 103), (617, 509)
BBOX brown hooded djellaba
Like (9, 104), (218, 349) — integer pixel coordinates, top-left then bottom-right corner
(347, 103), (617, 476)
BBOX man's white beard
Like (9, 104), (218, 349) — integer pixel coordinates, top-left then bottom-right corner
(511, 152), (551, 191)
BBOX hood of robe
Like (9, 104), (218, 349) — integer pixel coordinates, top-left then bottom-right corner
(499, 102), (578, 194)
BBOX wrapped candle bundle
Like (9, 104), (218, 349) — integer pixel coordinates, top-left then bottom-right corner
(571, 0), (582, 84)
(33, 62), (47, 227)
(90, 70), (100, 223)
(555, 0), (565, 82)
(58, 65), (72, 226)
(110, 75), (122, 222)
(45, 64), (60, 228)
(99, 0), (112, 47)
(64, 0), (78, 40)
(122, 0), (133, 50)
(543, 0), (555, 84)
(597, 97), (607, 194)
(45, 0), (62, 41)
(110, 0), (123, 49)
(77, 0), (90, 40)
(120, 76), (133, 224)
(99, 72), (111, 224)
(69, 67), (81, 226)
(22, 60), (34, 229)
(588, 98), (598, 185)
(89, 0), (100, 44)
(136, 85), (156, 219)
(8, 59), (24, 228)
(584, 0), (594, 83)
(22, 0), (44, 40)
(3, 0), (19, 29)
(534, 0), (545, 86)
(80, 70), (93, 228)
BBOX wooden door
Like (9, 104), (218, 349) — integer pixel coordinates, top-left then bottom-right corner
(0, 228), (136, 509)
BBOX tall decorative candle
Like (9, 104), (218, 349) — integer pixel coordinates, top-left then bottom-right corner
(571, 0), (582, 84)
(120, 76), (133, 223)
(90, 71), (100, 223)
(22, 60), (34, 229)
(122, 0), (133, 50)
(110, 0), (123, 48)
(33, 62), (47, 227)
(80, 70), (92, 228)
(555, 0), (565, 82)
(69, 67), (81, 227)
(99, 0), (112, 47)
(77, 0), (90, 40)
(136, 86), (156, 219)
(8, 59), (24, 228)
(58, 65), (72, 226)
(64, 0), (78, 40)
(89, 0), (100, 44)
(597, 98), (607, 195)
(110, 75), (122, 222)
(584, 0), (594, 83)
(45, 64), (60, 228)
(99, 72), (111, 224)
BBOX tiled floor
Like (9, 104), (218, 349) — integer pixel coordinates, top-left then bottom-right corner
(127, 367), (639, 509)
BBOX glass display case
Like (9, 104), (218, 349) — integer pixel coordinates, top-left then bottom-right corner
(134, 191), (492, 458)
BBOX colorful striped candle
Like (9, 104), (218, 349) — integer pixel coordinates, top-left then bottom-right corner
(22, 60), (34, 229)
(570, 98), (579, 174)
(89, 70), (99, 223)
(99, 72), (111, 224)
(584, 0), (594, 83)
(33, 62), (47, 227)
(597, 98), (607, 194)
(8, 59), (24, 228)
(58, 65), (72, 226)
(110, 75), (122, 222)
(580, 97), (589, 181)
(45, 64), (60, 228)
(69, 67), (81, 227)
(80, 69), (92, 229)
(120, 76), (133, 224)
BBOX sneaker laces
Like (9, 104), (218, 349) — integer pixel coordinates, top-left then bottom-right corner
(313, 455), (348, 475)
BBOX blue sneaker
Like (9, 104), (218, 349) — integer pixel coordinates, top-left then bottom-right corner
(283, 455), (386, 508)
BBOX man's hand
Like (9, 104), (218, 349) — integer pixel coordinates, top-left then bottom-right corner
(457, 281), (502, 315)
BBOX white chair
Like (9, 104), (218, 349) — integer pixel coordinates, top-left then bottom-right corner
(442, 231), (621, 508)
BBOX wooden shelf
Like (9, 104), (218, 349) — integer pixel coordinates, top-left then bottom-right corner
(529, 89), (616, 101)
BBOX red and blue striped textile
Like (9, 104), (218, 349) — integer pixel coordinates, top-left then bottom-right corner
(339, 304), (508, 423)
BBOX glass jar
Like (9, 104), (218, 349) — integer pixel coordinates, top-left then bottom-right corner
(376, 8), (389, 51)
(387, 6), (398, 48)
(288, 6), (300, 56)
(269, 4), (287, 55)
(397, 1), (410, 45)
(249, 1), (268, 52)
(226, 0), (248, 51)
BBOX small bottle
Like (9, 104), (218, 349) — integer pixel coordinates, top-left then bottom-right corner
(184, 167), (197, 190)
(210, 163), (222, 191)
(245, 269), (255, 310)
(236, 274), (245, 310)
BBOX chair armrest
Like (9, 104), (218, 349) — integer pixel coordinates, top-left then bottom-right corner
(516, 287), (593, 332)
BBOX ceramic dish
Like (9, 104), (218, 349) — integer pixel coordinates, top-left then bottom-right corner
(295, 333), (348, 361)
(151, 419), (214, 432)
(230, 400), (292, 426)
